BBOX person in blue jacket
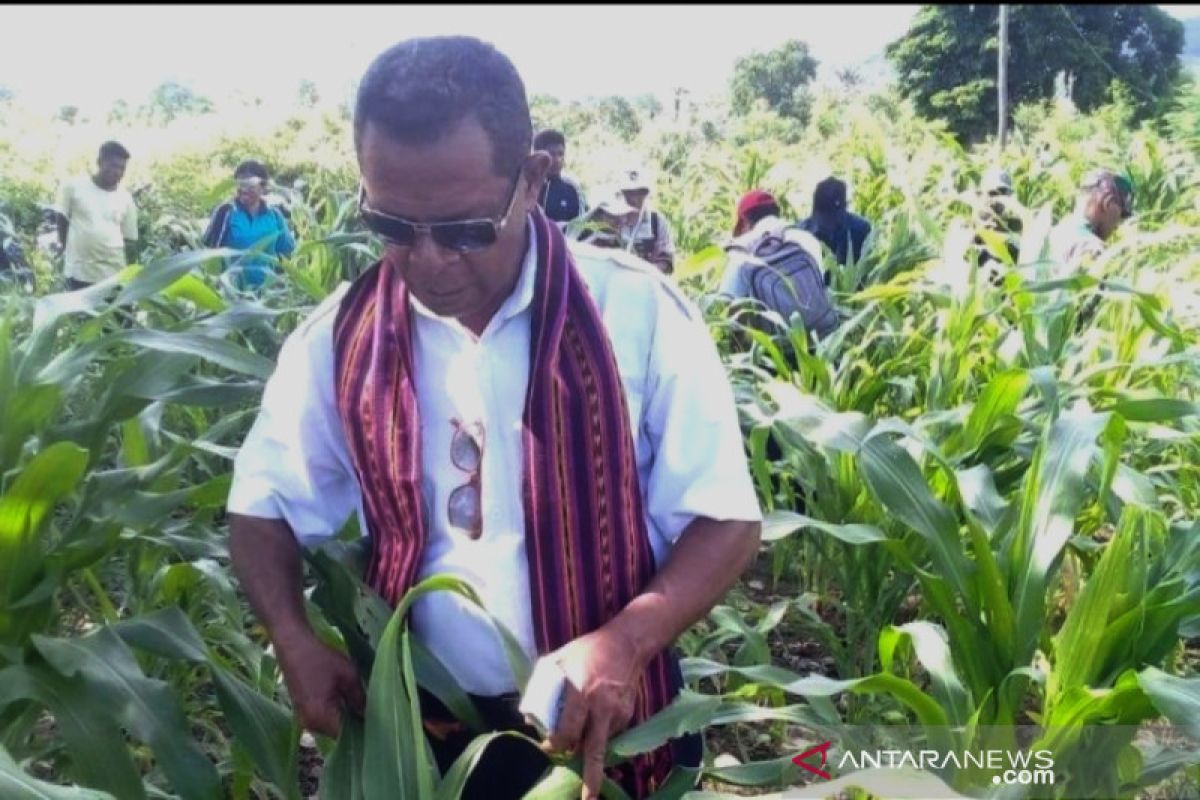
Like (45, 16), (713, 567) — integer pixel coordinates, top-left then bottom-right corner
(203, 160), (296, 290)
(799, 176), (872, 267)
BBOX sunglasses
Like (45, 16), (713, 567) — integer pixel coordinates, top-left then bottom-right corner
(448, 419), (484, 540)
(358, 168), (525, 253)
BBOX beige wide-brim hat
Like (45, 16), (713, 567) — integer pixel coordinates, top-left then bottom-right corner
(594, 195), (638, 217)
(618, 167), (651, 193)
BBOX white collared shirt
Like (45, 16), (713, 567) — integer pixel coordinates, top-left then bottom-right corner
(227, 222), (761, 695)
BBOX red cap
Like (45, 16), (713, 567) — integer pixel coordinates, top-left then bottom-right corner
(734, 189), (778, 235)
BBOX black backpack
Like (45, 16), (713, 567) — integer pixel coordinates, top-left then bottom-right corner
(728, 228), (839, 340)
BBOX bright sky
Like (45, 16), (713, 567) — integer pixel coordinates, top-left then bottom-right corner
(3, 4), (1198, 116)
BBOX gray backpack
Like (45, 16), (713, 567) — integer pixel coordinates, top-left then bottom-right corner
(729, 228), (839, 340)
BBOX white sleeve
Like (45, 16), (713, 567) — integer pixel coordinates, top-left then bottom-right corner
(121, 197), (139, 241)
(641, 284), (761, 542)
(54, 180), (72, 218)
(717, 252), (751, 299)
(226, 305), (362, 547)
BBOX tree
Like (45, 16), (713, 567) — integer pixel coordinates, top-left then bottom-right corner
(297, 79), (320, 108)
(886, 5), (1184, 143)
(55, 105), (79, 125)
(142, 80), (214, 124)
(730, 39), (819, 123)
(836, 67), (863, 92)
(108, 99), (132, 125)
(631, 94), (663, 122)
(597, 96), (641, 141)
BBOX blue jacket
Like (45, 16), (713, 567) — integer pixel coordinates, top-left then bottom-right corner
(799, 211), (871, 266)
(203, 200), (296, 288)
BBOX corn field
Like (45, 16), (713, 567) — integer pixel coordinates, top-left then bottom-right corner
(1, 76), (1199, 800)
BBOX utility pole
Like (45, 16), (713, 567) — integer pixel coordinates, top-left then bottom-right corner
(998, 4), (1009, 148)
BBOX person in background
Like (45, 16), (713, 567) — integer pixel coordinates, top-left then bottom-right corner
(731, 189), (783, 238)
(52, 140), (140, 291)
(974, 166), (1022, 284)
(533, 129), (587, 225)
(1048, 169), (1133, 273)
(718, 189), (834, 340)
(574, 195), (637, 249)
(799, 176), (872, 268)
(617, 168), (674, 274)
(202, 160), (296, 291)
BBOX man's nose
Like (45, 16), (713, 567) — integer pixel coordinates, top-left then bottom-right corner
(408, 228), (458, 271)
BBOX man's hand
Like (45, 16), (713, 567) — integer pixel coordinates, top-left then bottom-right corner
(542, 625), (643, 800)
(229, 514), (366, 738)
(275, 631), (365, 738)
(539, 518), (759, 799)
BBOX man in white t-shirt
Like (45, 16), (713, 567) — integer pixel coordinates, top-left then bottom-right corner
(52, 141), (139, 290)
(226, 36), (760, 800)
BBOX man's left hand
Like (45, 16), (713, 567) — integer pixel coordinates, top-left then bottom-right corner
(542, 624), (645, 800)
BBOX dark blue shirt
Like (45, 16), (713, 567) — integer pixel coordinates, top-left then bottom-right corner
(538, 175), (585, 223)
(800, 212), (872, 266)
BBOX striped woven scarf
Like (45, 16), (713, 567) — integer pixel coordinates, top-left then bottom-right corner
(332, 209), (678, 795)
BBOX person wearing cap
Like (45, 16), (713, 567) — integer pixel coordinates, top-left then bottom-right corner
(533, 129), (587, 225)
(617, 169), (675, 274)
(974, 166), (1022, 284)
(732, 189), (782, 238)
(575, 194), (636, 249)
(718, 189), (826, 327)
(1048, 169), (1133, 273)
(202, 160), (296, 291)
(799, 176), (872, 268)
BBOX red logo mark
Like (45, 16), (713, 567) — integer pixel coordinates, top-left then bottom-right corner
(792, 740), (833, 780)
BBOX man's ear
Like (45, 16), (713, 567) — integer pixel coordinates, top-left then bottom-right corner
(523, 152), (552, 201)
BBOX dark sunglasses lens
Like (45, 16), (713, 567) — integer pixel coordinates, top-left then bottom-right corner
(363, 211), (416, 246)
(433, 221), (497, 252)
(451, 428), (481, 471)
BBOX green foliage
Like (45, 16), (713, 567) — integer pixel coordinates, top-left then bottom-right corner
(730, 39), (819, 123)
(887, 5), (1186, 142)
(0, 31), (1198, 799)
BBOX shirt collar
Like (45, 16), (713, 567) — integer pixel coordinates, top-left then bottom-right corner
(408, 216), (539, 331)
(234, 198), (270, 218)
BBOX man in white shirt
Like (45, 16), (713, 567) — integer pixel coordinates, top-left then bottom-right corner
(226, 36), (761, 800)
(52, 141), (139, 290)
(1048, 169), (1133, 274)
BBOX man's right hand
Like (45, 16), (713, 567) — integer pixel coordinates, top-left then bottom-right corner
(276, 630), (366, 738)
(228, 514), (367, 739)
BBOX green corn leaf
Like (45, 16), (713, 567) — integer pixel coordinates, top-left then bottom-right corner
(1138, 668), (1200, 740)
(361, 601), (426, 800)
(1051, 506), (1151, 699)
(212, 666), (302, 800)
(320, 714), (367, 800)
(32, 628), (223, 800)
(878, 621), (972, 727)
(0, 442), (90, 625)
(0, 665), (144, 799)
(962, 368), (1030, 456)
(1009, 408), (1108, 664)
(858, 434), (975, 603)
(761, 510), (886, 545)
(0, 745), (116, 800)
